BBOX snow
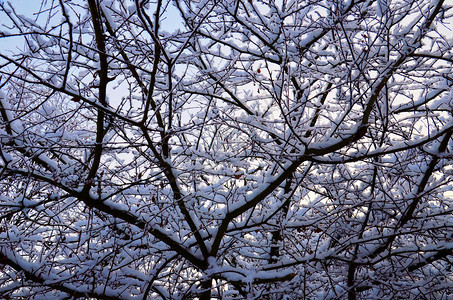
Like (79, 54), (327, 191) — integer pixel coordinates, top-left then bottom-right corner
(0, 91), (24, 135)
(1, 0), (452, 298)
(101, 2), (118, 32)
(299, 29), (324, 48)
(128, 4), (136, 14)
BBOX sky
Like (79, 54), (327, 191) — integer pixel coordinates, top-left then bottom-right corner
(1, 0), (43, 20)
(0, 0), (184, 78)
(0, 0), (43, 53)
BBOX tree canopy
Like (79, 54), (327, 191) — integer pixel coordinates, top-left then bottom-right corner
(0, 0), (452, 299)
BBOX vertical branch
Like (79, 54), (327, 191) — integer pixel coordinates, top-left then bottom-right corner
(83, 0), (109, 195)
